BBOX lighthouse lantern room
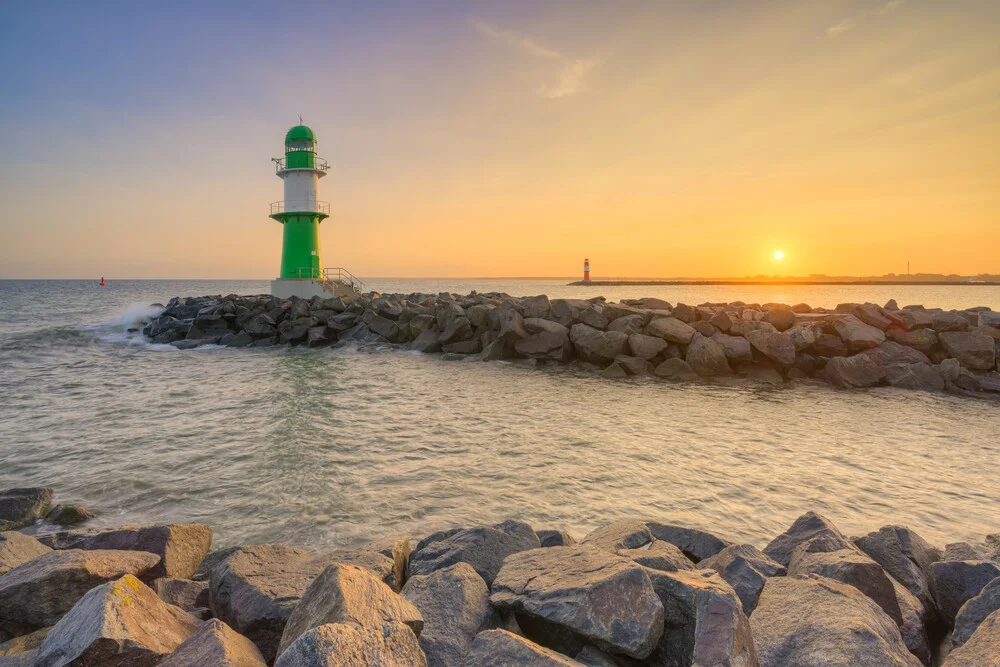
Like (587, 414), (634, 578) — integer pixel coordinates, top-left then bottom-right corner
(269, 124), (363, 300)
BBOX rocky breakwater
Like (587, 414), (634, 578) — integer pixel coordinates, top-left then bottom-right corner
(141, 293), (1000, 396)
(3, 487), (1000, 665)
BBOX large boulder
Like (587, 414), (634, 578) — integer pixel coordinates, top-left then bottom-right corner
(854, 525), (941, 622)
(580, 520), (692, 572)
(642, 568), (759, 667)
(277, 563), (423, 658)
(653, 358), (699, 381)
(762, 511), (855, 567)
(209, 545), (333, 663)
(38, 523), (212, 579)
(789, 547), (902, 625)
(931, 560), (1000, 626)
(153, 577), (210, 612)
(515, 331), (572, 361)
(463, 629), (581, 666)
(887, 328), (939, 353)
(891, 578), (931, 664)
(520, 295), (551, 319)
(646, 317), (697, 345)
(367, 535), (412, 596)
(401, 562), (495, 667)
(698, 544), (786, 614)
(764, 309), (796, 332)
(856, 304), (894, 330)
(0, 532), (51, 576)
(0, 488), (53, 531)
(160, 618), (267, 666)
(537, 530), (576, 548)
(523, 318), (569, 336)
(570, 324), (629, 364)
(825, 354), (887, 388)
(953, 577), (1000, 647)
(885, 363), (945, 391)
(834, 314), (887, 352)
(751, 575), (920, 667)
(490, 546), (664, 659)
(408, 520), (540, 586)
(645, 522), (733, 563)
(0, 549), (160, 633)
(711, 332), (754, 363)
(943, 608), (1000, 666)
(274, 621), (427, 667)
(685, 334), (732, 376)
(627, 333), (668, 360)
(35, 575), (200, 667)
(861, 341), (931, 368)
(939, 332), (996, 370)
(745, 330), (796, 367)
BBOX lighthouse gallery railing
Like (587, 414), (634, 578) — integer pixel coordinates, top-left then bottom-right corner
(269, 201), (331, 215)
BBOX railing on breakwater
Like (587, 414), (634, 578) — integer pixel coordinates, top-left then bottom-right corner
(294, 267), (365, 295)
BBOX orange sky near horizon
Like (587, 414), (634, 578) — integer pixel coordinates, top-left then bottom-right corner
(1, 1), (998, 279)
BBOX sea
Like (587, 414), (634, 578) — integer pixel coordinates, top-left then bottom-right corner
(0, 279), (997, 551)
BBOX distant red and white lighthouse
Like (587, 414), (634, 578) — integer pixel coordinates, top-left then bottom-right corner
(583, 258), (590, 282)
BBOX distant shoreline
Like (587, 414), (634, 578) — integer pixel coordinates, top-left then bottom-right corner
(568, 280), (999, 287)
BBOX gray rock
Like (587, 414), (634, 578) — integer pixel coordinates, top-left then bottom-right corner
(711, 332), (754, 363)
(537, 530), (576, 548)
(939, 332), (996, 370)
(944, 543), (984, 561)
(577, 306), (610, 330)
(463, 629), (581, 666)
(524, 318), (569, 336)
(730, 320), (778, 337)
(745, 330), (796, 366)
(408, 520), (540, 585)
(43, 504), (93, 527)
(411, 328), (443, 353)
(442, 339), (481, 355)
(520, 295), (552, 319)
(0, 531), (51, 576)
(886, 328), (938, 353)
(275, 621), (427, 667)
(581, 520), (654, 553)
(570, 324), (629, 365)
(602, 362), (627, 378)
(932, 311), (970, 332)
(516, 331), (572, 361)
(38, 523), (212, 580)
(627, 333), (668, 360)
(825, 354), (887, 388)
(834, 314), (887, 352)
(861, 341), (932, 367)
(953, 577), (1000, 647)
(698, 544), (786, 614)
(752, 575), (920, 667)
(891, 577), (931, 666)
(0, 628), (49, 660)
(642, 568), (759, 667)
(209, 544), (336, 663)
(608, 314), (646, 336)
(895, 309), (934, 331)
(856, 304), (894, 331)
(153, 577), (210, 611)
(854, 525), (941, 621)
(809, 333), (850, 357)
(616, 541), (694, 573)
(931, 560), (1000, 626)
(277, 563), (423, 658)
(0, 488), (53, 531)
(0, 549), (160, 633)
(709, 310), (735, 332)
(613, 355), (653, 376)
(645, 317), (697, 345)
(278, 317), (317, 344)
(762, 511), (856, 567)
(645, 522), (733, 563)
(885, 363), (945, 391)
(653, 358), (698, 381)
(550, 299), (593, 326)
(243, 313), (278, 338)
(685, 333), (733, 376)
(789, 547), (902, 625)
(574, 645), (619, 666)
(943, 608), (1000, 666)
(491, 546), (664, 659)
(401, 563), (495, 667)
(438, 316), (473, 345)
(160, 618), (267, 666)
(35, 575), (200, 667)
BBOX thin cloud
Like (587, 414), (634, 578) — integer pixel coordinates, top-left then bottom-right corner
(827, 0), (906, 37)
(469, 17), (599, 99)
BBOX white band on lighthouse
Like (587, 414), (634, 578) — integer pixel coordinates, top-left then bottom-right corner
(283, 171), (320, 212)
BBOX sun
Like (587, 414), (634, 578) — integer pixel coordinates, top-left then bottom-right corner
(774, 251), (784, 260)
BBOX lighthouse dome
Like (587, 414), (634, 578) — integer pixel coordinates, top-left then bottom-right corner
(285, 125), (316, 143)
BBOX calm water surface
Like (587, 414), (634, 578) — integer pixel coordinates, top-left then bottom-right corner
(0, 279), (997, 551)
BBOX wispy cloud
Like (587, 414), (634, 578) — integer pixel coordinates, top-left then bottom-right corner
(827, 0), (906, 37)
(469, 17), (599, 99)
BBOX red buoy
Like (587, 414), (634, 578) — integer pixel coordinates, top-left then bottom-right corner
(583, 258), (590, 282)
(99, 277), (105, 286)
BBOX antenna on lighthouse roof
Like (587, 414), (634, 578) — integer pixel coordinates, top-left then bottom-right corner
(298, 113), (303, 125)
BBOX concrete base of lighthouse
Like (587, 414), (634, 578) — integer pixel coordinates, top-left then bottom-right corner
(271, 279), (336, 301)
(271, 278), (362, 301)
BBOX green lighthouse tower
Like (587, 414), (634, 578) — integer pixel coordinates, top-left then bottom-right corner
(269, 123), (364, 299)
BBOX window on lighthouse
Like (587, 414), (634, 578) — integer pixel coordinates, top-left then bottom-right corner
(287, 141), (315, 152)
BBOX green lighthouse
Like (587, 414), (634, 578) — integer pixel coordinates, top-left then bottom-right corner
(269, 123), (364, 299)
